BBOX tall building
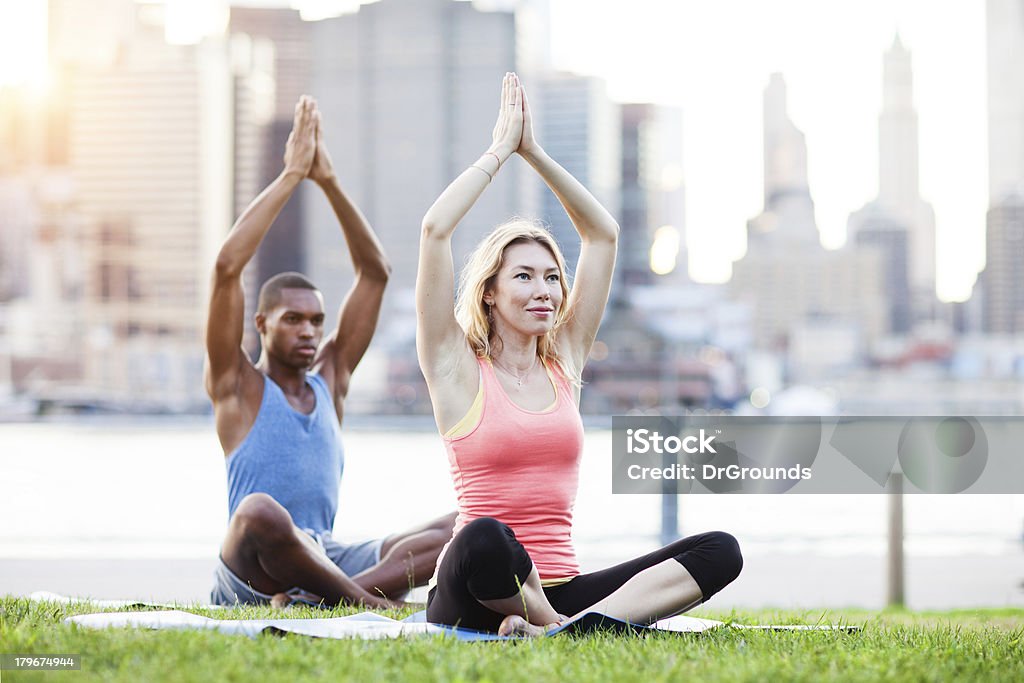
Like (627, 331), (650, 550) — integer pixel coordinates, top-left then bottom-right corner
(228, 6), (313, 122)
(0, 172), (86, 401)
(877, 36), (936, 298)
(62, 3), (271, 407)
(306, 0), (532, 411)
(619, 103), (686, 289)
(307, 0), (524, 321)
(849, 207), (912, 334)
(46, 0), (140, 166)
(0, 178), (35, 302)
(537, 72), (620, 272)
(987, 0), (1024, 202)
(982, 1), (1024, 333)
(227, 7), (313, 337)
(0, 86), (50, 172)
(748, 73), (819, 246)
(982, 197), (1024, 333)
(734, 74), (886, 348)
(847, 36), (935, 332)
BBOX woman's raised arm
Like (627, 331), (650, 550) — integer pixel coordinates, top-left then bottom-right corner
(416, 73), (524, 381)
(515, 80), (620, 372)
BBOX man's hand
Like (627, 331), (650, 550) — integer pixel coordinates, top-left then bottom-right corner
(283, 95), (317, 179)
(308, 109), (337, 186)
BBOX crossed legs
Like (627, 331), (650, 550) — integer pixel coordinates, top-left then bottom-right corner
(219, 493), (455, 607)
(351, 510), (458, 598)
(426, 517), (743, 634)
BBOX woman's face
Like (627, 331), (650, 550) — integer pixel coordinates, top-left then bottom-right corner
(484, 241), (563, 338)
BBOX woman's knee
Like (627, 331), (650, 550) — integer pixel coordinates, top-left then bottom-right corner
(672, 530), (743, 601)
(460, 517), (517, 555)
(706, 531), (743, 584)
(452, 517), (532, 592)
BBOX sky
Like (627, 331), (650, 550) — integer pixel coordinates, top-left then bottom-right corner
(0, 0), (992, 301)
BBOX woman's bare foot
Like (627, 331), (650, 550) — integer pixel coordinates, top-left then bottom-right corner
(498, 614), (552, 637)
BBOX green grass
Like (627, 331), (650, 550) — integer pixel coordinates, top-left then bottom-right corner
(1, 597), (1022, 682)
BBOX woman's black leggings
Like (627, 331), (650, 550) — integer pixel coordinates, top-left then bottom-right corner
(426, 517), (743, 633)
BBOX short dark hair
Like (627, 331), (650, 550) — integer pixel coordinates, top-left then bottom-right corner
(257, 272), (319, 314)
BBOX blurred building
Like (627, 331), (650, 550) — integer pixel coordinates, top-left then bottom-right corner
(58, 2), (273, 408)
(46, 0), (141, 167)
(848, 36), (936, 330)
(0, 87), (50, 172)
(987, 0), (1024, 203)
(619, 103), (686, 291)
(308, 0), (536, 411)
(307, 0), (524, 319)
(226, 32), (277, 357)
(0, 172), (86, 406)
(747, 73), (818, 247)
(849, 206), (912, 334)
(982, 1), (1024, 334)
(537, 72), (621, 271)
(877, 35), (936, 301)
(0, 177), (35, 303)
(982, 196), (1024, 333)
(473, 0), (552, 80)
(228, 7), (313, 358)
(733, 74), (886, 351)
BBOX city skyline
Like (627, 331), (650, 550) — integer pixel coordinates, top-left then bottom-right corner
(0, 0), (997, 303)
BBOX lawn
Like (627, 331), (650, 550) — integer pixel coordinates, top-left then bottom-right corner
(1, 597), (1021, 682)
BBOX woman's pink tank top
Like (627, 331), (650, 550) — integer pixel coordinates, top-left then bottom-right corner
(441, 355), (584, 579)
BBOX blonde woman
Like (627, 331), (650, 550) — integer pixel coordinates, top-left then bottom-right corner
(417, 73), (742, 635)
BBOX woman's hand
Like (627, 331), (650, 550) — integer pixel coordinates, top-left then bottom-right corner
(516, 78), (540, 158)
(489, 72), (523, 162)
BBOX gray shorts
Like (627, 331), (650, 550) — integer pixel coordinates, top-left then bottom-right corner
(210, 530), (384, 606)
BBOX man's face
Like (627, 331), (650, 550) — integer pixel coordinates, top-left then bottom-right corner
(257, 288), (326, 369)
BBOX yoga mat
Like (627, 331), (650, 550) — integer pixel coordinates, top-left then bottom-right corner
(30, 591), (225, 610)
(63, 608), (859, 640)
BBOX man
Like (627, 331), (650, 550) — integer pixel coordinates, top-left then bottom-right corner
(205, 95), (454, 608)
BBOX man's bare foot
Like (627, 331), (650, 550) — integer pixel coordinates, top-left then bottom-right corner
(498, 614), (550, 637)
(270, 590), (324, 609)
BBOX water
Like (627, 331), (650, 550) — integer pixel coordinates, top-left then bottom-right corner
(2, 419), (1023, 608)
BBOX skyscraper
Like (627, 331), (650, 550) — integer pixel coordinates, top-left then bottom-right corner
(982, 1), (1024, 332)
(306, 0), (523, 313)
(878, 36), (936, 300)
(748, 73), (818, 246)
(735, 74), (886, 348)
(847, 36), (935, 332)
(62, 3), (272, 407)
(619, 103), (685, 289)
(987, 0), (1024, 202)
(537, 72), (620, 272)
(982, 200), (1024, 333)
(228, 7), (313, 340)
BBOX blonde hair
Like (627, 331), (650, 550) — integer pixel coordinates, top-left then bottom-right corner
(455, 220), (579, 384)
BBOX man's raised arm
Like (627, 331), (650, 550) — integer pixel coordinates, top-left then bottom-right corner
(204, 97), (317, 400)
(307, 111), (391, 411)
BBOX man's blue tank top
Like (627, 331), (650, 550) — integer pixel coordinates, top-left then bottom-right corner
(225, 373), (343, 533)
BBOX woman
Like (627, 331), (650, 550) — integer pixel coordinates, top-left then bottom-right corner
(417, 73), (742, 635)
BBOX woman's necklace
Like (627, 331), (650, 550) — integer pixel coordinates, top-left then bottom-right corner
(492, 355), (538, 388)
